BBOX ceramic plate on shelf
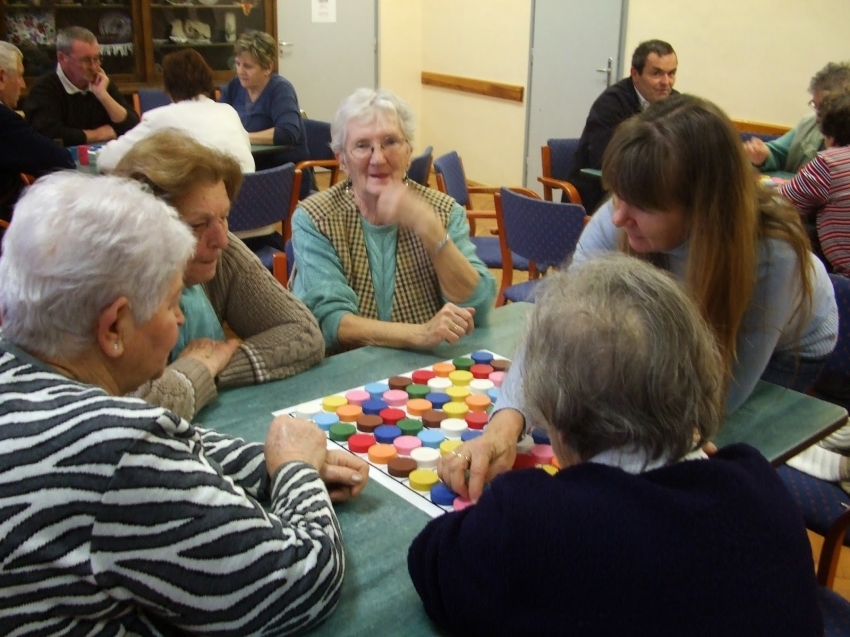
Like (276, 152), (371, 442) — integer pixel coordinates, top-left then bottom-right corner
(98, 11), (132, 44)
(165, 0), (193, 5)
(199, 0), (221, 5)
(6, 11), (56, 47)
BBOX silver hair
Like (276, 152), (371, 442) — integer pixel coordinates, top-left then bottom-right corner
(330, 88), (416, 153)
(0, 41), (22, 75)
(521, 254), (724, 466)
(810, 61), (850, 95)
(56, 26), (97, 55)
(0, 172), (196, 360)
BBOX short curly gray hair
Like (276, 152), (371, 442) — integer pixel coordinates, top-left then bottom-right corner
(0, 172), (195, 359)
(521, 254), (724, 467)
(330, 88), (416, 154)
(810, 61), (850, 95)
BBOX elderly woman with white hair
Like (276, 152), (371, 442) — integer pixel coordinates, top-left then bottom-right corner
(291, 88), (495, 352)
(0, 172), (366, 634)
(408, 254), (822, 636)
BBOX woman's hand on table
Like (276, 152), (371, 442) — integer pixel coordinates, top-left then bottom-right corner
(179, 337), (240, 379)
(320, 449), (369, 502)
(437, 409), (524, 502)
(414, 303), (475, 348)
(264, 415), (328, 474)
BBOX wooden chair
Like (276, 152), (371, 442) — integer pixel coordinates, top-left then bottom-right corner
(228, 163), (302, 271)
(538, 138), (582, 204)
(132, 88), (170, 118)
(815, 507), (850, 635)
(494, 187), (588, 306)
(432, 150), (530, 271)
(295, 118), (340, 194)
(407, 145), (433, 187)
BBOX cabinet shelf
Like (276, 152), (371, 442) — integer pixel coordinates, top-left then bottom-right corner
(150, 3), (252, 8)
(6, 4), (131, 9)
(2, 0), (273, 86)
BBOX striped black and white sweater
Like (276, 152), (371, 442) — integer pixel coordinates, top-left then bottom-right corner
(0, 341), (344, 636)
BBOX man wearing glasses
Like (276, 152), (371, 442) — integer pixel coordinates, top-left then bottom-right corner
(744, 61), (850, 174)
(24, 26), (139, 148)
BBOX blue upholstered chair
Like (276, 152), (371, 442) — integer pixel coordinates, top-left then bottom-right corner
(538, 138), (582, 204)
(433, 150), (529, 271)
(132, 89), (171, 117)
(407, 145), (433, 187)
(228, 163), (302, 271)
(494, 187), (587, 306)
(272, 240), (295, 287)
(815, 505), (850, 635)
(739, 131), (781, 144)
(295, 118), (340, 194)
(777, 275), (850, 547)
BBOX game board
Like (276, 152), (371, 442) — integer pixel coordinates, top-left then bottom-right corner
(273, 350), (557, 518)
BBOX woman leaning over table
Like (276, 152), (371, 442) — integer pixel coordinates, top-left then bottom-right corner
(291, 88), (496, 353)
(440, 93), (838, 502)
(219, 31), (309, 171)
(112, 129), (324, 421)
(0, 172), (363, 634)
(409, 255), (822, 637)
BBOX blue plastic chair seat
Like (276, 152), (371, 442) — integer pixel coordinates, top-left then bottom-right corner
(503, 279), (541, 304)
(470, 236), (529, 270)
(777, 465), (850, 544)
(820, 586), (850, 637)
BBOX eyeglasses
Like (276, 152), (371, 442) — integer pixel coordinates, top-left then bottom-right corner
(67, 55), (102, 67)
(347, 135), (407, 160)
(808, 98), (819, 110)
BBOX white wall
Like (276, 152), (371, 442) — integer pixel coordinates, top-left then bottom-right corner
(379, 0), (531, 186)
(624, 0), (850, 127)
(376, 0), (850, 186)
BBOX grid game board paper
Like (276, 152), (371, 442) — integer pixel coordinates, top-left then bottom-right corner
(273, 351), (556, 518)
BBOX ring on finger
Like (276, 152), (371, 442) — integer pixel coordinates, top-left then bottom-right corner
(451, 449), (471, 464)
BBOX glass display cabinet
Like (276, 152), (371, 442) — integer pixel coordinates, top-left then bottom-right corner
(0, 0), (275, 88)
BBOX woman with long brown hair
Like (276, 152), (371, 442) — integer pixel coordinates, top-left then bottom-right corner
(439, 93), (838, 502)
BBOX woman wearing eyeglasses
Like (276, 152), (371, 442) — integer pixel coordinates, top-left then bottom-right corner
(743, 61), (850, 173)
(291, 88), (495, 352)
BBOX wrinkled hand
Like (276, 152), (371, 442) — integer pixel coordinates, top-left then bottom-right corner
(320, 449), (369, 502)
(264, 415), (327, 474)
(742, 137), (769, 166)
(178, 337), (240, 379)
(372, 181), (431, 230)
(414, 303), (475, 349)
(90, 70), (110, 100)
(437, 421), (518, 502)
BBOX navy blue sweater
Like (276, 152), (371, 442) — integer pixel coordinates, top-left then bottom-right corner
(408, 444), (822, 636)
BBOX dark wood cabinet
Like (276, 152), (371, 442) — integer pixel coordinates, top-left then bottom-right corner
(1, 0), (276, 90)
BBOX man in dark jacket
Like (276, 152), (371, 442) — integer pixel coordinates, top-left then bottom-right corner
(0, 41), (73, 222)
(24, 27), (138, 148)
(569, 39), (678, 213)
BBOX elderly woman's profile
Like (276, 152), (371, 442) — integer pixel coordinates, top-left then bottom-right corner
(408, 254), (822, 637)
(0, 172), (366, 633)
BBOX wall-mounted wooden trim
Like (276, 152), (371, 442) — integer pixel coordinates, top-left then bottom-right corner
(421, 71), (524, 103)
(732, 119), (792, 136)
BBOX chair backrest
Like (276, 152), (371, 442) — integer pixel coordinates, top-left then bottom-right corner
(496, 187), (586, 266)
(407, 145), (433, 187)
(542, 138), (580, 181)
(433, 151), (470, 207)
(303, 119), (335, 161)
(825, 274), (850, 378)
(228, 163), (302, 240)
(134, 89), (171, 116)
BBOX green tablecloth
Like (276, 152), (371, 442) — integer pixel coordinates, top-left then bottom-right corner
(196, 302), (846, 635)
